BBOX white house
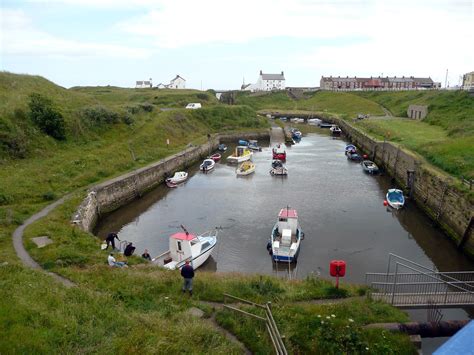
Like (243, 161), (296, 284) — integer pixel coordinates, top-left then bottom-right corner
(255, 70), (285, 91)
(169, 75), (186, 89)
(135, 78), (152, 88)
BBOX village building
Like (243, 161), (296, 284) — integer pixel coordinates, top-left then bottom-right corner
(242, 71), (286, 92)
(320, 76), (440, 91)
(156, 75), (186, 89)
(462, 71), (474, 91)
(135, 79), (152, 88)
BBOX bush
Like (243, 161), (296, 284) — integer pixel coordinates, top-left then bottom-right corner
(139, 103), (154, 112)
(42, 191), (56, 201)
(196, 93), (209, 101)
(81, 105), (120, 126)
(121, 113), (135, 125)
(28, 93), (66, 140)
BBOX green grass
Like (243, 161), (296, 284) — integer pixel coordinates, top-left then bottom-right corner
(236, 91), (385, 118)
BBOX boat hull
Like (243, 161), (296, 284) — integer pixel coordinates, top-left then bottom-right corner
(227, 154), (252, 164)
(272, 152), (286, 160)
(386, 189), (405, 209)
(270, 223), (303, 263)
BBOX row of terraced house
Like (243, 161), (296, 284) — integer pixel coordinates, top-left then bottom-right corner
(320, 76), (441, 91)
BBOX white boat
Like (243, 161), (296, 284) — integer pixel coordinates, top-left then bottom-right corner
(236, 161), (256, 176)
(330, 125), (342, 135)
(248, 140), (262, 151)
(200, 158), (215, 172)
(270, 160), (288, 176)
(165, 171), (188, 187)
(386, 189), (405, 209)
(361, 160), (379, 174)
(268, 208), (304, 262)
(152, 227), (218, 270)
(308, 118), (322, 125)
(227, 146), (253, 164)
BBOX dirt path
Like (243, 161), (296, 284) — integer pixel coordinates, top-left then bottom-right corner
(12, 194), (76, 287)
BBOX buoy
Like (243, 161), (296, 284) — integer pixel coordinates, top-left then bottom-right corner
(363, 154), (368, 159)
(383, 200), (388, 206)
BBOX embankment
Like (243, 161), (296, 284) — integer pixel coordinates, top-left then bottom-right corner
(72, 131), (270, 233)
(331, 118), (474, 258)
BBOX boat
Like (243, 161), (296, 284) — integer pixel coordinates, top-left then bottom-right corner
(272, 144), (286, 160)
(236, 161), (256, 176)
(270, 159), (288, 175)
(210, 153), (221, 162)
(227, 146), (253, 164)
(200, 158), (215, 172)
(292, 129), (302, 140)
(152, 226), (217, 270)
(319, 122), (333, 128)
(218, 144), (227, 152)
(345, 144), (362, 161)
(361, 160), (379, 174)
(386, 189), (405, 209)
(165, 171), (188, 187)
(238, 139), (249, 146)
(345, 144), (357, 153)
(268, 207), (304, 262)
(330, 125), (342, 136)
(248, 140), (262, 151)
(308, 118), (322, 125)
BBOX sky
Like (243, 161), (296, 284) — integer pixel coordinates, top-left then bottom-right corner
(0, 0), (472, 89)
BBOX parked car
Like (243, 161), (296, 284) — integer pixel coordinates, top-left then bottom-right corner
(186, 103), (202, 109)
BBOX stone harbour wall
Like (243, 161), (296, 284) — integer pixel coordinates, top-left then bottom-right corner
(72, 131), (270, 233)
(333, 118), (474, 258)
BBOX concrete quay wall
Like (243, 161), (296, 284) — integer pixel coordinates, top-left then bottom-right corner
(73, 131), (270, 233)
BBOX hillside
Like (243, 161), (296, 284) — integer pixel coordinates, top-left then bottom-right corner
(235, 90), (385, 117)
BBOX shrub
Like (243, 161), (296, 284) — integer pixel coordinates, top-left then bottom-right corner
(139, 103), (154, 112)
(81, 105), (120, 126)
(42, 191), (56, 201)
(196, 93), (209, 101)
(122, 113), (135, 125)
(27, 93), (66, 140)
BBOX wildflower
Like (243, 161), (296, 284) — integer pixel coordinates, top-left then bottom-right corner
(348, 318), (354, 323)
(321, 321), (325, 324)
(317, 315), (321, 318)
(331, 314), (336, 318)
(366, 347), (369, 351)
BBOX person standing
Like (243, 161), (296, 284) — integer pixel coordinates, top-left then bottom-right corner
(180, 260), (195, 296)
(105, 232), (120, 250)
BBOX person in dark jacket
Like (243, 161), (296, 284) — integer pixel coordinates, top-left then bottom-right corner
(105, 232), (120, 250)
(180, 260), (195, 295)
(142, 249), (151, 261)
(124, 242), (136, 257)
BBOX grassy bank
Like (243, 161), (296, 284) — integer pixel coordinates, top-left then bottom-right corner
(0, 73), (417, 353)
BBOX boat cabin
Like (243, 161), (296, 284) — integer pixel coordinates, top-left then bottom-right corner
(166, 232), (202, 268)
(235, 146), (249, 156)
(277, 209), (298, 236)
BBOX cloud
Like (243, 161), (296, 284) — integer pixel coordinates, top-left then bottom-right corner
(0, 9), (150, 59)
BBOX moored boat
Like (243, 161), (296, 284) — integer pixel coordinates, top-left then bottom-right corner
(210, 153), (221, 162)
(236, 161), (256, 176)
(238, 139), (249, 146)
(227, 146), (253, 164)
(386, 189), (405, 209)
(200, 158), (215, 172)
(345, 144), (362, 161)
(218, 144), (227, 152)
(152, 226), (217, 270)
(361, 160), (379, 174)
(248, 140), (262, 151)
(268, 207), (304, 262)
(330, 125), (342, 136)
(272, 144), (286, 160)
(291, 129), (302, 140)
(165, 171), (188, 187)
(270, 160), (288, 176)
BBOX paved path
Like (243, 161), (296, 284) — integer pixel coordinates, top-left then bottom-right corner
(12, 194), (75, 287)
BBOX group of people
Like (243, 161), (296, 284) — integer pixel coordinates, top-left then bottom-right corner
(104, 231), (195, 296)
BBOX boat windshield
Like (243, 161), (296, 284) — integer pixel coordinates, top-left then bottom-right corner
(389, 191), (404, 202)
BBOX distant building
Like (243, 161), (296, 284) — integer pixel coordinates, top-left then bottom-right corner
(462, 71), (474, 90)
(135, 78), (152, 88)
(156, 75), (186, 89)
(320, 76), (440, 91)
(255, 70), (285, 91)
(407, 105), (428, 119)
(241, 83), (258, 92)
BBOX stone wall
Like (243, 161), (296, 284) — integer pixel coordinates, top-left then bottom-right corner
(334, 118), (474, 258)
(73, 131), (270, 233)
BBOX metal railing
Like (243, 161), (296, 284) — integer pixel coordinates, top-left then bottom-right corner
(366, 254), (474, 308)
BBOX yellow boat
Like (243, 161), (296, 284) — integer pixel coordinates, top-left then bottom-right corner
(236, 161), (256, 176)
(226, 146), (253, 164)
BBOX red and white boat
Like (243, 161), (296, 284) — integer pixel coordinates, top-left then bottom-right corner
(210, 153), (221, 162)
(165, 171), (188, 188)
(272, 144), (286, 160)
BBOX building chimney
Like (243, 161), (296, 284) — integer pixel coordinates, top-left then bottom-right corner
(281, 71), (284, 75)
(260, 70), (262, 75)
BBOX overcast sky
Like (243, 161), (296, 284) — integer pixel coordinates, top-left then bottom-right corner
(1, 0), (472, 89)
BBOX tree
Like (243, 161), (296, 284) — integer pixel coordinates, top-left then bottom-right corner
(28, 93), (66, 140)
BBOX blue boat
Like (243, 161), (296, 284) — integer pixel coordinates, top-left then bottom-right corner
(386, 189), (405, 209)
(238, 139), (249, 146)
(268, 207), (304, 262)
(218, 144), (227, 152)
(292, 129), (302, 140)
(248, 140), (262, 151)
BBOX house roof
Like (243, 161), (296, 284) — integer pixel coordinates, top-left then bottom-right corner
(171, 75), (186, 82)
(261, 73), (285, 80)
(279, 208), (297, 219)
(171, 232), (196, 241)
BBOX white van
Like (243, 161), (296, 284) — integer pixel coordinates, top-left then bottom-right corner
(185, 103), (202, 109)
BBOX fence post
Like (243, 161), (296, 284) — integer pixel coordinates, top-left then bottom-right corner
(391, 263), (399, 305)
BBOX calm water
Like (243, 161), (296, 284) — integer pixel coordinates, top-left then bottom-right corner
(96, 128), (473, 282)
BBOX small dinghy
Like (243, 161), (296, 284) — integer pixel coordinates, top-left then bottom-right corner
(166, 171), (188, 187)
(248, 140), (262, 151)
(227, 146), (253, 164)
(268, 207), (304, 262)
(218, 144), (227, 152)
(200, 158), (215, 172)
(270, 160), (288, 176)
(272, 144), (286, 160)
(291, 129), (302, 140)
(238, 139), (249, 146)
(330, 125), (342, 136)
(345, 144), (362, 161)
(236, 161), (256, 176)
(386, 189), (405, 209)
(210, 153), (221, 162)
(152, 225), (217, 270)
(308, 118), (322, 125)
(361, 160), (379, 174)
